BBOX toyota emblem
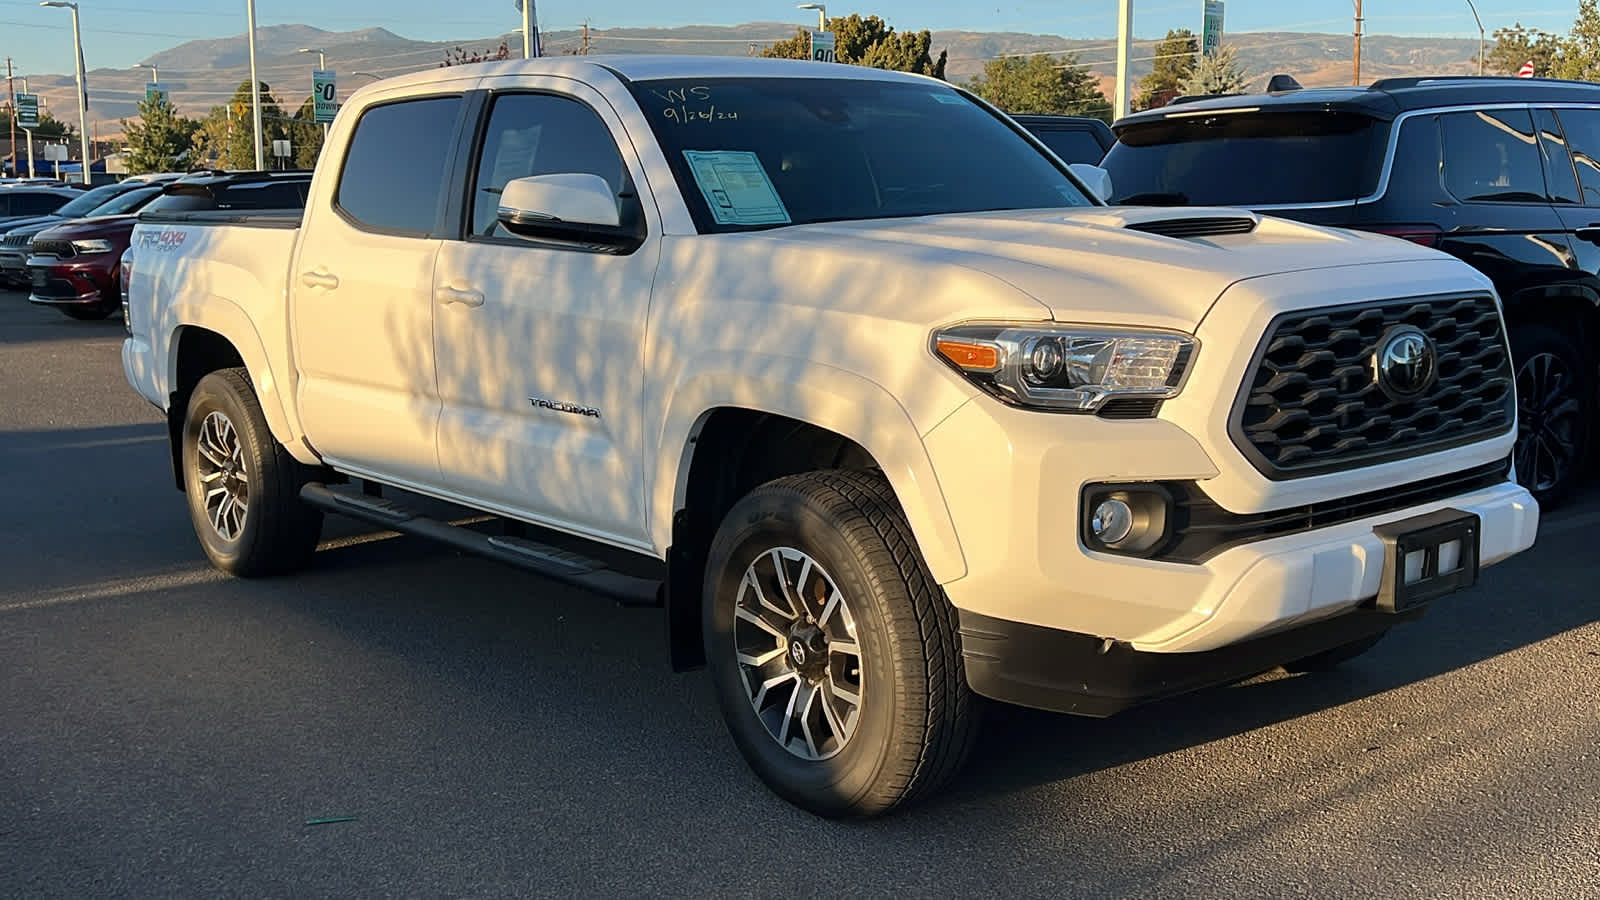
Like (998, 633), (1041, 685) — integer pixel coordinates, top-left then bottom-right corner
(1374, 326), (1438, 400)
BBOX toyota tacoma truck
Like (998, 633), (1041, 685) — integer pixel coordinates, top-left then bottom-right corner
(123, 56), (1540, 817)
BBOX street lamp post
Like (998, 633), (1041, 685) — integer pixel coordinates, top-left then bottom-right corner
(246, 0), (263, 170)
(796, 3), (827, 30)
(518, 0), (541, 58)
(39, 1), (92, 184)
(298, 48), (329, 142)
(133, 63), (158, 83)
(1465, 0), (1486, 76)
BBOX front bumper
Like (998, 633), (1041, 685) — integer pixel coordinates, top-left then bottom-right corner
(25, 254), (116, 308)
(0, 249), (29, 283)
(924, 397), (1538, 653)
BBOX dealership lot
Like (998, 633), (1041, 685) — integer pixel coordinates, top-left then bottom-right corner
(2, 290), (1597, 897)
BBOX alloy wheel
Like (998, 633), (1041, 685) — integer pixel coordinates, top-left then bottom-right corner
(195, 410), (250, 541)
(733, 547), (865, 761)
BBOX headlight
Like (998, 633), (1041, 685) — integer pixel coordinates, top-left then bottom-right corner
(71, 239), (115, 255)
(932, 322), (1197, 413)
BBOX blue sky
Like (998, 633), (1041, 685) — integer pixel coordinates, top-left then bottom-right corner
(0, 0), (1582, 83)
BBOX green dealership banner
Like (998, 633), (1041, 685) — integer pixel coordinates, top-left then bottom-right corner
(15, 93), (40, 129)
(1202, 0), (1225, 56)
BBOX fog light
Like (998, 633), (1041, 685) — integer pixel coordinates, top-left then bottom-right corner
(1091, 498), (1134, 544)
(1081, 484), (1173, 556)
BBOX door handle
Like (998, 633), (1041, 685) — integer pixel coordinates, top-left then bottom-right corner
(437, 285), (485, 308)
(300, 270), (340, 290)
(1577, 226), (1600, 245)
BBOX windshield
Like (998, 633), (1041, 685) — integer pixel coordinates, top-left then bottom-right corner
(1102, 111), (1386, 206)
(53, 183), (130, 218)
(629, 77), (1093, 232)
(92, 186), (162, 216)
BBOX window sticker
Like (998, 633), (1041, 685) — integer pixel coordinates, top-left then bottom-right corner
(682, 150), (792, 226)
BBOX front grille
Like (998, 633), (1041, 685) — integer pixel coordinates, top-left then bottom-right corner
(30, 239), (75, 259)
(1, 232), (33, 248)
(1232, 293), (1514, 478)
(1127, 216), (1257, 239)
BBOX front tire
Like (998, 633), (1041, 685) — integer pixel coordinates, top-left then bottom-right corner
(703, 470), (979, 818)
(181, 368), (322, 576)
(1511, 323), (1593, 509)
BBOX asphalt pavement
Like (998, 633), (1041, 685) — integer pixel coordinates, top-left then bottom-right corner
(2, 289), (1598, 899)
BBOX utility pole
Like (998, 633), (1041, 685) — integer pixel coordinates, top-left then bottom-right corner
(6, 58), (14, 179)
(247, 0), (264, 170)
(1115, 0), (1133, 119)
(581, 22), (590, 55)
(1353, 0), (1364, 85)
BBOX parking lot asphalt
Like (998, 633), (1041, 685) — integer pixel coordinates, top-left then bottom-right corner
(2, 289), (1597, 898)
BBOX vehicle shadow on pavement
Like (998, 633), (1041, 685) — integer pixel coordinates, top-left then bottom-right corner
(0, 291), (126, 346)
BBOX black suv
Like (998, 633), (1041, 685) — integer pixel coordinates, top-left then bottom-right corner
(1102, 76), (1600, 506)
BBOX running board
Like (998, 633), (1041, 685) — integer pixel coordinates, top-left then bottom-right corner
(300, 483), (662, 608)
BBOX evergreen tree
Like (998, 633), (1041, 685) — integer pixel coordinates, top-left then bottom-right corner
(968, 54), (1111, 121)
(121, 94), (199, 174)
(1134, 29), (1199, 111)
(763, 14), (946, 78)
(1179, 44), (1249, 97)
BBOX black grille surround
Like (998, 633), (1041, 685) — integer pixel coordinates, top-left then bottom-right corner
(1231, 293), (1514, 479)
(29, 239), (76, 259)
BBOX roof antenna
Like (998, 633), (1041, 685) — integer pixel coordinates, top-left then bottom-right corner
(1266, 74), (1303, 94)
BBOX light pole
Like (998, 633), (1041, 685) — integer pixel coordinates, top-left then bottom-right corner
(298, 48), (329, 142)
(797, 3), (827, 30)
(14, 76), (36, 178)
(517, 0), (541, 58)
(133, 63), (158, 83)
(1465, 0), (1486, 76)
(1115, 0), (1132, 119)
(246, 0), (263, 170)
(39, 1), (92, 184)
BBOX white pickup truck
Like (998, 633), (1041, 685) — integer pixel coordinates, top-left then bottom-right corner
(124, 56), (1539, 817)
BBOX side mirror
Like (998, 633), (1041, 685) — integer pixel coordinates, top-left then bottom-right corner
(1068, 163), (1114, 204)
(496, 173), (640, 250)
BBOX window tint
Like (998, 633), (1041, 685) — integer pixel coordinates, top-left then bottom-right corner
(55, 183), (130, 218)
(1533, 109), (1580, 204)
(1103, 112), (1383, 205)
(93, 186), (163, 215)
(1555, 108), (1600, 205)
(1029, 128), (1108, 165)
(13, 192), (68, 215)
(337, 96), (462, 233)
(471, 93), (630, 237)
(1440, 109), (1547, 203)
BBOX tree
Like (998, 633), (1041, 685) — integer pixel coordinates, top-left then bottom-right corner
(967, 54), (1111, 121)
(1485, 24), (1565, 77)
(762, 14), (947, 78)
(1179, 43), (1249, 97)
(289, 97), (324, 169)
(189, 81), (287, 170)
(1134, 29), (1199, 111)
(121, 94), (199, 174)
(0, 108), (76, 141)
(440, 42), (511, 67)
(1559, 0), (1600, 80)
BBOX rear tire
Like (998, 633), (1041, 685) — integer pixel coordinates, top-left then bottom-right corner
(703, 470), (980, 817)
(1283, 630), (1387, 673)
(181, 368), (322, 576)
(1510, 323), (1593, 509)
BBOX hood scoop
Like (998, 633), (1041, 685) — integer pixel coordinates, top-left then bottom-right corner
(1126, 216), (1259, 239)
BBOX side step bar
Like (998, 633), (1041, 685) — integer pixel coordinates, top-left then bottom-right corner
(300, 483), (662, 608)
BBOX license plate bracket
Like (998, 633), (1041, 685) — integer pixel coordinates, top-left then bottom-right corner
(1372, 508), (1481, 613)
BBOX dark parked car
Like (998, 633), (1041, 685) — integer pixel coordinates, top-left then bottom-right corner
(0, 182), (163, 286)
(29, 171), (313, 321)
(1100, 75), (1600, 506)
(1011, 114), (1116, 164)
(0, 184), (78, 229)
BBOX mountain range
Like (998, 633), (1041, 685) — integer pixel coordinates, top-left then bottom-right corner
(9, 23), (1484, 138)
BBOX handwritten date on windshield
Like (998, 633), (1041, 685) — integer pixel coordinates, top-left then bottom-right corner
(663, 105), (739, 124)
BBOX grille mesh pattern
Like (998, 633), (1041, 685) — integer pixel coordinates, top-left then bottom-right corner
(1234, 295), (1513, 476)
(29, 239), (76, 259)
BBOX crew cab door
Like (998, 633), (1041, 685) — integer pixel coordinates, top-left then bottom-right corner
(291, 93), (470, 487)
(431, 80), (661, 545)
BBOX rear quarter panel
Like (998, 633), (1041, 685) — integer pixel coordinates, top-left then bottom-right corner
(127, 222), (314, 463)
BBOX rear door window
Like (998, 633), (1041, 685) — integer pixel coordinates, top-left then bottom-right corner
(1439, 109), (1548, 203)
(1534, 108), (1580, 204)
(1102, 111), (1384, 206)
(1553, 107), (1600, 204)
(1029, 128), (1108, 164)
(13, 192), (66, 215)
(335, 96), (463, 234)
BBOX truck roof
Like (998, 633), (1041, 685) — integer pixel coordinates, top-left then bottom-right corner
(356, 54), (945, 95)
